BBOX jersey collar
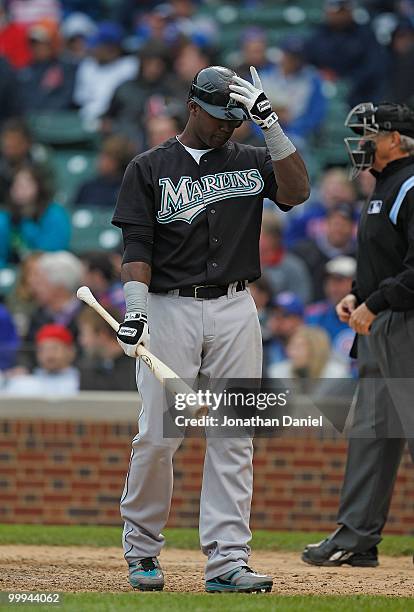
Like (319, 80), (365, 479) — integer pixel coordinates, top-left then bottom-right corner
(370, 155), (414, 179)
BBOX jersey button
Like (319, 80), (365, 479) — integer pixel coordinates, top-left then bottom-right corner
(210, 208), (216, 214)
(211, 262), (218, 268)
(212, 237), (219, 243)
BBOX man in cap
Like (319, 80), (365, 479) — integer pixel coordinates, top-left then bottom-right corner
(112, 64), (309, 592)
(305, 256), (356, 365)
(305, 0), (387, 107)
(302, 101), (414, 566)
(294, 202), (356, 301)
(19, 18), (76, 112)
(74, 22), (138, 121)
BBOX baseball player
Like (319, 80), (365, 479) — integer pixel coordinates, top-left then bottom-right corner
(302, 102), (414, 567)
(112, 65), (309, 592)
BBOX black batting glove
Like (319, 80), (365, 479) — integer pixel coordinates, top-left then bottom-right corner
(117, 312), (149, 357)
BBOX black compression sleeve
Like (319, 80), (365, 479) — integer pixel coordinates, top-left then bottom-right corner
(121, 224), (153, 265)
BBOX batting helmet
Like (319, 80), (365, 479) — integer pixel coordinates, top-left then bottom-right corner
(188, 66), (249, 121)
(344, 101), (414, 177)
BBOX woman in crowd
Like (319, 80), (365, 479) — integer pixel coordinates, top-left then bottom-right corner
(0, 164), (70, 264)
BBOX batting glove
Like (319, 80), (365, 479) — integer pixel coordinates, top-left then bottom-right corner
(117, 312), (149, 357)
(229, 66), (278, 130)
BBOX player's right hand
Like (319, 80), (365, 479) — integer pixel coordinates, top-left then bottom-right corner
(117, 312), (149, 357)
(336, 294), (357, 324)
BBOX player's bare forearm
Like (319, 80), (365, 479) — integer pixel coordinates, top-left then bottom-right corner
(121, 261), (152, 286)
(272, 152), (310, 206)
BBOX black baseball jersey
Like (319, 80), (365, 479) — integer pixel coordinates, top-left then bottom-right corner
(353, 156), (414, 313)
(112, 137), (290, 292)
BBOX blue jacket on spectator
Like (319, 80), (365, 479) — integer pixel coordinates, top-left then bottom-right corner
(0, 304), (19, 370)
(0, 203), (71, 265)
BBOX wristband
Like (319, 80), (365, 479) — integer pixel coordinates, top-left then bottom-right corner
(263, 122), (296, 161)
(124, 281), (148, 315)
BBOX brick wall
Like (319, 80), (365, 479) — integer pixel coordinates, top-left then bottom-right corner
(0, 408), (413, 532)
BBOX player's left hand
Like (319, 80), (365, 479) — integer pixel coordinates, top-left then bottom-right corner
(229, 66), (278, 130)
(349, 303), (377, 335)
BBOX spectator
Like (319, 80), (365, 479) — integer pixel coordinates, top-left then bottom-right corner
(80, 251), (125, 316)
(0, 302), (19, 370)
(0, 164), (70, 265)
(73, 135), (134, 207)
(269, 325), (350, 381)
(5, 251), (42, 337)
(260, 35), (327, 148)
(0, 0), (31, 69)
(172, 41), (212, 99)
(260, 210), (312, 304)
(263, 291), (305, 373)
(235, 27), (275, 79)
(18, 18), (77, 112)
(284, 167), (358, 247)
(0, 58), (22, 126)
(169, 0), (218, 48)
(4, 323), (79, 396)
(77, 306), (136, 391)
(385, 19), (414, 105)
(293, 203), (356, 301)
(0, 119), (53, 203)
(61, 12), (97, 64)
(305, 0), (387, 107)
(21, 251), (84, 366)
(145, 114), (182, 149)
(115, 0), (162, 34)
(305, 256), (356, 364)
(74, 22), (138, 121)
(103, 40), (176, 144)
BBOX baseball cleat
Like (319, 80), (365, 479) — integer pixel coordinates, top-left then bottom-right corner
(128, 557), (164, 591)
(302, 539), (379, 567)
(205, 565), (273, 593)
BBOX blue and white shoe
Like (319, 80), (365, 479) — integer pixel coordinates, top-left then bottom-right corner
(129, 557), (164, 591)
(205, 565), (273, 593)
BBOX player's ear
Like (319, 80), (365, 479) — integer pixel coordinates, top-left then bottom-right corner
(188, 100), (199, 116)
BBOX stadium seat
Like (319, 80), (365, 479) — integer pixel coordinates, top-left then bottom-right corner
(70, 207), (121, 254)
(27, 112), (99, 147)
(0, 266), (17, 296)
(53, 150), (97, 205)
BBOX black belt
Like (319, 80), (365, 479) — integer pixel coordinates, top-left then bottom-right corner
(176, 281), (246, 299)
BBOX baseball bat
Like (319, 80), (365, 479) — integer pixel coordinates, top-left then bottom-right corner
(76, 286), (207, 418)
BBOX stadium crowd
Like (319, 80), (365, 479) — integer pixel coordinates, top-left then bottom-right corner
(0, 0), (413, 394)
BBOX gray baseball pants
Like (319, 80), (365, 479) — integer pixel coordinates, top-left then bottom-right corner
(331, 309), (414, 552)
(120, 285), (262, 580)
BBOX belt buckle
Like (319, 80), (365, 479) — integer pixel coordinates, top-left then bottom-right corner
(193, 284), (215, 300)
(193, 285), (205, 300)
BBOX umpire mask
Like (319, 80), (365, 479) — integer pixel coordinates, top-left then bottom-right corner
(344, 101), (414, 178)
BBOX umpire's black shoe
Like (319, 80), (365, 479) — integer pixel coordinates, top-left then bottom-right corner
(302, 539), (379, 567)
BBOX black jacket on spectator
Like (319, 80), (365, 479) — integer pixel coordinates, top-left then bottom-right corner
(305, 22), (387, 107)
(79, 353), (137, 391)
(0, 58), (22, 124)
(73, 175), (123, 208)
(293, 239), (356, 301)
(19, 59), (77, 112)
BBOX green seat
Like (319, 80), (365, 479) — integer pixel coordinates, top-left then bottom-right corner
(53, 150), (97, 205)
(70, 207), (121, 254)
(27, 112), (99, 147)
(0, 266), (17, 296)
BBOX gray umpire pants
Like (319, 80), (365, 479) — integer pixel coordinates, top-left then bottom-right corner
(332, 309), (414, 552)
(120, 285), (262, 580)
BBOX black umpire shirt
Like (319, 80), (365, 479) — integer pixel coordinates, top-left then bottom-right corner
(112, 137), (290, 292)
(353, 156), (414, 313)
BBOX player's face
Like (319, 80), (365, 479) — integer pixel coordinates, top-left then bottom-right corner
(195, 106), (242, 148)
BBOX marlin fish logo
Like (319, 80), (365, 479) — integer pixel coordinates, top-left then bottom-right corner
(157, 169), (264, 224)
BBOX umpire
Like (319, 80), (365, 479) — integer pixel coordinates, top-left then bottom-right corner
(303, 102), (414, 567)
